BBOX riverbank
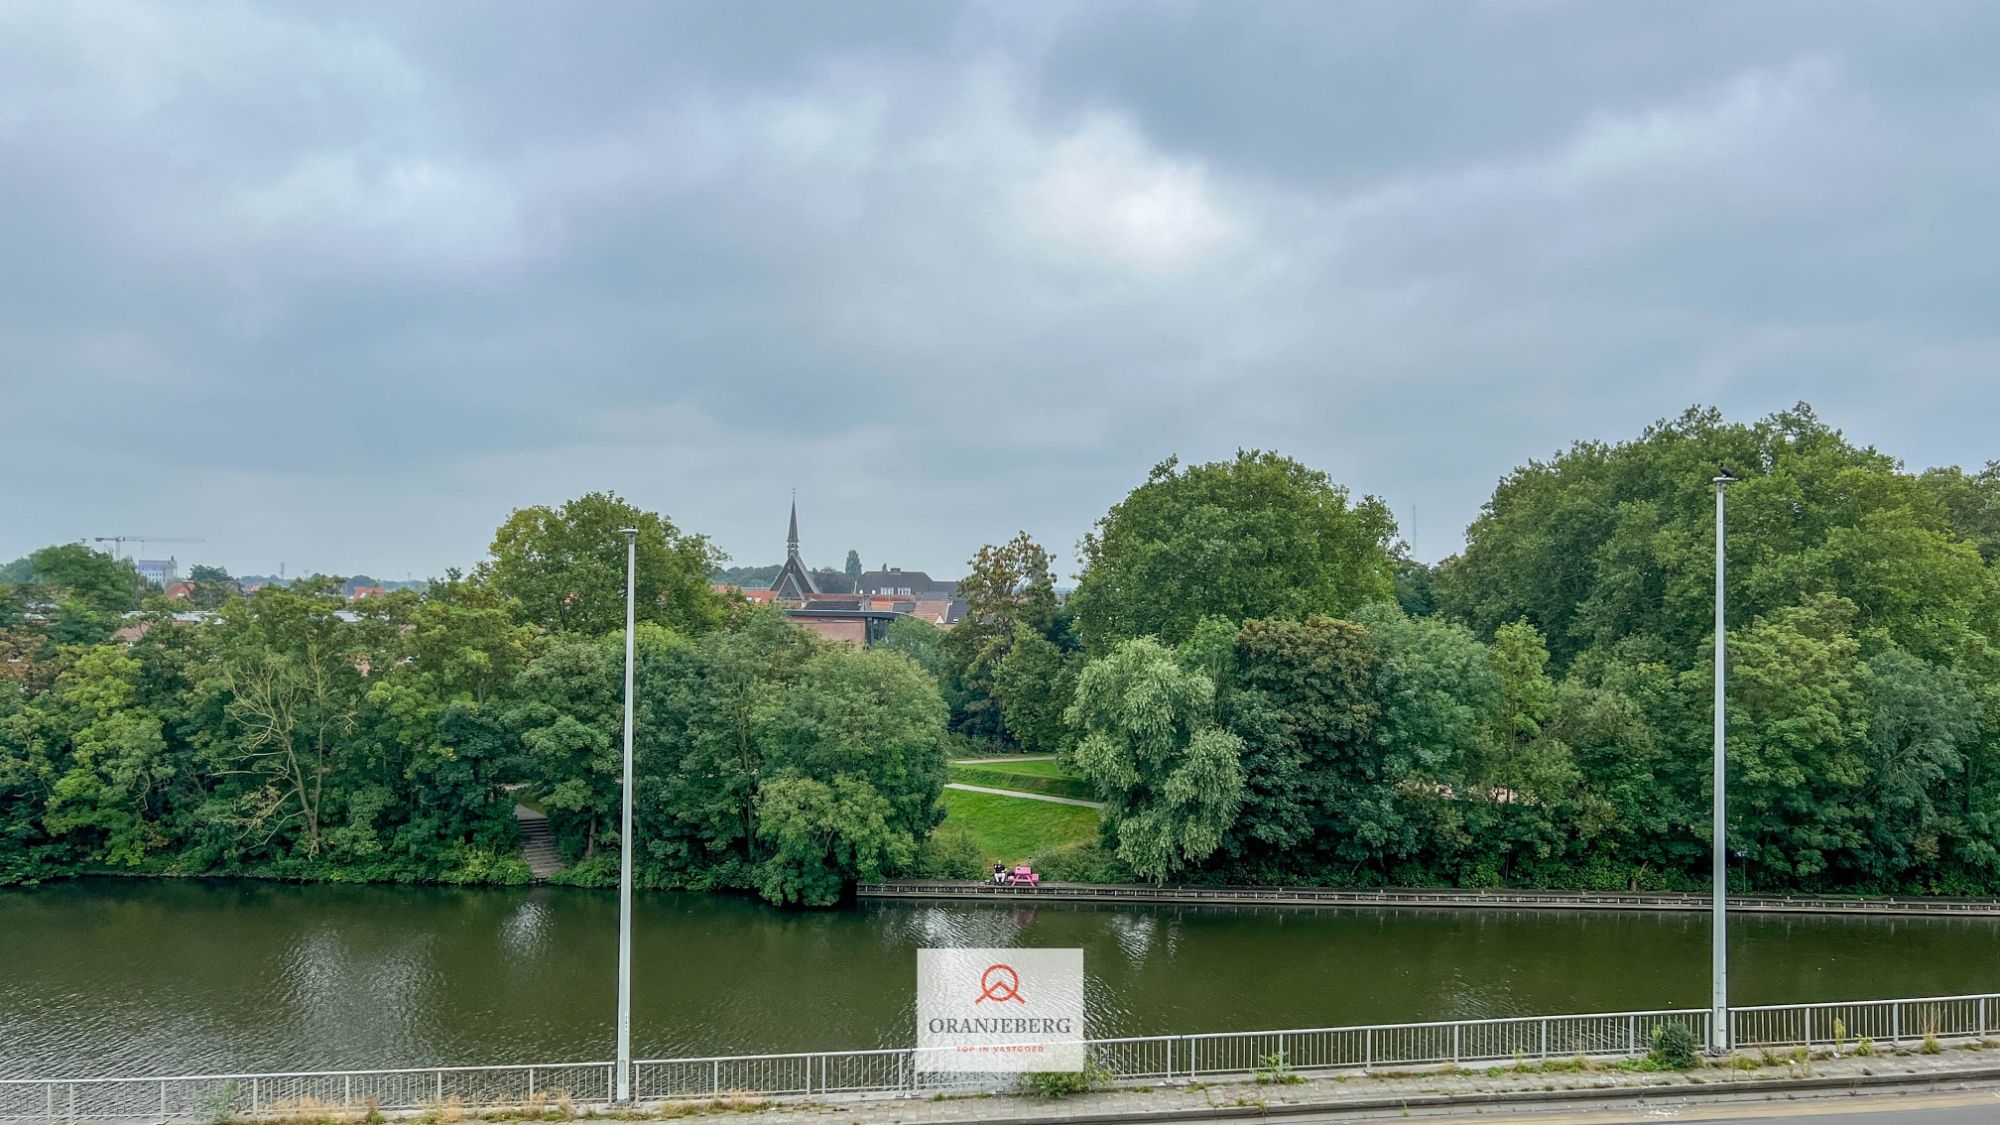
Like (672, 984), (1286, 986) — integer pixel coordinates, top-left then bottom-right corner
(858, 880), (2000, 917)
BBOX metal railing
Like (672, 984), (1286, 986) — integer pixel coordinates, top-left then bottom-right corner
(0, 1063), (613, 1124)
(1732, 993), (1997, 1051)
(6, 993), (1997, 1122)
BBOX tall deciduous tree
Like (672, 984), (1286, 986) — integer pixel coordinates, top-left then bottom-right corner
(1071, 451), (1397, 650)
(1067, 638), (1243, 882)
(482, 491), (722, 636)
(1224, 615), (1383, 868)
(943, 532), (1072, 749)
(1438, 404), (1989, 668)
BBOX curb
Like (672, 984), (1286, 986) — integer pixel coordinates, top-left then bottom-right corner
(870, 1064), (2000, 1125)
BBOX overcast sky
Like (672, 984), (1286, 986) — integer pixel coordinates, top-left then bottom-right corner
(4, 2), (1997, 581)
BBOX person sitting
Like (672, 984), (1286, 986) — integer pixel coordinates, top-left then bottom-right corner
(991, 862), (1006, 885)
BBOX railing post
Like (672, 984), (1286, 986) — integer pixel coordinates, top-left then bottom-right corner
(713, 1060), (721, 1098)
(1451, 1024), (1460, 1065)
(527, 1069), (535, 1099)
(1893, 1006), (1902, 1047)
(1364, 1028), (1372, 1072)
(1540, 1019), (1548, 1060)
(1982, 997), (1989, 1036)
(436, 1071), (444, 1102)
(1628, 1016), (1636, 1055)
(1805, 1008), (1812, 1050)
(66, 1083), (74, 1125)
(161, 1080), (168, 1119)
(250, 1078), (259, 1116)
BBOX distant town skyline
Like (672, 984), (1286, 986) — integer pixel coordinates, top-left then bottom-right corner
(6, 3), (1997, 580)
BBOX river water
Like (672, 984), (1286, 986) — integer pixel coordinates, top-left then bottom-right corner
(3, 878), (1997, 1079)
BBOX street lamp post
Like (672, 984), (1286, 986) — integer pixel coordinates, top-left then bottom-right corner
(1710, 470), (1735, 1055)
(616, 528), (638, 1100)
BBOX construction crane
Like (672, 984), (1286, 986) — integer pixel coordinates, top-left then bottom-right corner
(91, 536), (205, 562)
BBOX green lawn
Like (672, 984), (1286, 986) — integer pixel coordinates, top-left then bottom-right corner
(937, 788), (1101, 866)
(947, 759), (1096, 801)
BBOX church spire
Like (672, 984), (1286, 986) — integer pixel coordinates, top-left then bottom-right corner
(772, 490), (817, 602)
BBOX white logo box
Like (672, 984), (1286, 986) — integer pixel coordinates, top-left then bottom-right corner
(916, 948), (1085, 1072)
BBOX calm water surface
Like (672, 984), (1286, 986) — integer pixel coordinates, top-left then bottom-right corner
(3, 878), (1997, 1078)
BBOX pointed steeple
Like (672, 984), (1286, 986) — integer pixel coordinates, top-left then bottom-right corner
(773, 490), (817, 602)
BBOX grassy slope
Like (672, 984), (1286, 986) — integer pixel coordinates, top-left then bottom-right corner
(947, 761), (1096, 801)
(950, 757), (1072, 777)
(937, 787), (1101, 865)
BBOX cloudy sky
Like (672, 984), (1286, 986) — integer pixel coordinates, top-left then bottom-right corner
(4, 2), (1997, 582)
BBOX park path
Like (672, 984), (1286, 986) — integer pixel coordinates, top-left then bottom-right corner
(943, 782), (1105, 809)
(948, 755), (1057, 764)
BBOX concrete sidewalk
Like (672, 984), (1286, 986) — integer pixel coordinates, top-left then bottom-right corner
(630, 1042), (2000, 1125)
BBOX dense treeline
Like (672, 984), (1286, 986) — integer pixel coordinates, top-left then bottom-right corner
(0, 493), (962, 905)
(939, 407), (2000, 895)
(7, 404), (1998, 902)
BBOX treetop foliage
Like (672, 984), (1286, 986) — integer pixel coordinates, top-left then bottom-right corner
(1070, 450), (1398, 651)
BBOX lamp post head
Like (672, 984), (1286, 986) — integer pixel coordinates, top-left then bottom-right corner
(616, 527), (639, 540)
(1713, 464), (1738, 486)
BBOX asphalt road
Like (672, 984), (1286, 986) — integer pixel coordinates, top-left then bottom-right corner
(1394, 1088), (2000, 1124)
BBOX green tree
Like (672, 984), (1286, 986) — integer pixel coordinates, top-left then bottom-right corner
(994, 631), (1076, 757)
(1224, 616), (1382, 867)
(185, 565), (240, 609)
(942, 532), (1066, 745)
(1066, 638), (1243, 881)
(878, 616), (946, 679)
(754, 774), (910, 906)
(197, 581), (397, 863)
(1438, 404), (1989, 668)
(1071, 451), (1397, 650)
(505, 631), (622, 862)
(644, 607), (816, 876)
(482, 491), (722, 636)
(35, 647), (172, 868)
(1722, 595), (1870, 886)
(17, 544), (143, 617)
(845, 550), (863, 580)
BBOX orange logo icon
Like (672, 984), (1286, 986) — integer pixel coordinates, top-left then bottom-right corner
(975, 963), (1025, 1004)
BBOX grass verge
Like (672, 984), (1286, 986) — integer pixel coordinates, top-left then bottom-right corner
(947, 762), (1096, 801)
(937, 787), (1101, 866)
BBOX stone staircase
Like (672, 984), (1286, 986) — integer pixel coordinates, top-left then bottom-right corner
(514, 804), (564, 881)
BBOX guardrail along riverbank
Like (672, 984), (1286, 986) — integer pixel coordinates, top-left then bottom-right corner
(856, 880), (2000, 916)
(7, 993), (1999, 1122)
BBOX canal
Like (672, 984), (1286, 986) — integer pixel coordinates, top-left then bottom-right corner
(4, 878), (1997, 1078)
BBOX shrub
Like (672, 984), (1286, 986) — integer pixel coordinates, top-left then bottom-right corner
(1034, 841), (1131, 883)
(1254, 1051), (1302, 1085)
(905, 825), (984, 880)
(1856, 1037), (1876, 1056)
(1648, 1024), (1699, 1070)
(1017, 1060), (1113, 1099)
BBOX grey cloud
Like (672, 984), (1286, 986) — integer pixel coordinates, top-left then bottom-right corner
(3, 1), (1996, 579)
